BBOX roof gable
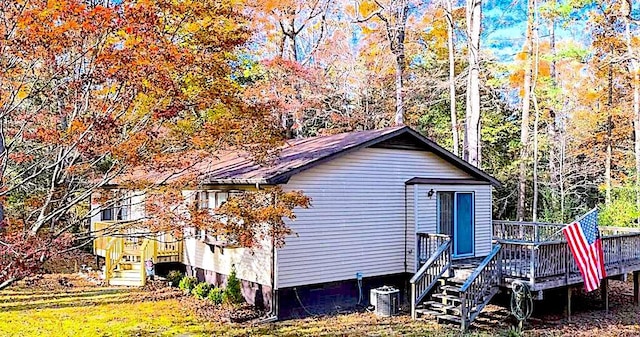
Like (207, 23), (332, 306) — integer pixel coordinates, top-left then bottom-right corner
(109, 126), (501, 187)
(203, 126), (501, 187)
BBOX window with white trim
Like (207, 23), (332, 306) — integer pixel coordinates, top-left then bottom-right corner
(100, 195), (131, 221)
(193, 190), (231, 240)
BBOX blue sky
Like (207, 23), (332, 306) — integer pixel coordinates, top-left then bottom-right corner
(482, 0), (588, 61)
(482, 0), (640, 62)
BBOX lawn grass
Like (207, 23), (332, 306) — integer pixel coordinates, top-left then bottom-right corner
(3, 274), (640, 336)
(0, 286), (203, 336)
(0, 275), (462, 337)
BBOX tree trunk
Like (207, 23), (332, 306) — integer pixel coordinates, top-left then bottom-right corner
(280, 17), (297, 62)
(517, 0), (535, 221)
(560, 120), (566, 222)
(280, 16), (302, 138)
(389, 0), (408, 126)
(606, 115), (612, 206)
(606, 46), (613, 206)
(547, 15), (562, 219)
(633, 70), (639, 217)
(532, 0), (540, 222)
(445, 0), (458, 155)
(0, 278), (15, 291)
(464, 0), (481, 167)
(625, 19), (640, 220)
(394, 51), (405, 126)
(533, 95), (539, 222)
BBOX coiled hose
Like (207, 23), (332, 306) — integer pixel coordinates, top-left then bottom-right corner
(510, 280), (533, 326)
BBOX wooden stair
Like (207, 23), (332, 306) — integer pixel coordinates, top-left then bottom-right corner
(411, 242), (503, 331)
(415, 277), (492, 325)
(108, 260), (145, 286)
(415, 274), (465, 324)
(103, 237), (157, 287)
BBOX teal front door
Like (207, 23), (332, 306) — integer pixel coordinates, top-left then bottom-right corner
(454, 192), (474, 257)
(437, 192), (474, 257)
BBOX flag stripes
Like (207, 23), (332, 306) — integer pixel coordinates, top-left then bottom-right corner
(562, 209), (606, 292)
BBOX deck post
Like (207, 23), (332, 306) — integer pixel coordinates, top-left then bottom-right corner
(411, 282), (416, 319)
(634, 271), (640, 306)
(566, 286), (572, 321)
(529, 246), (536, 285)
(601, 278), (609, 312)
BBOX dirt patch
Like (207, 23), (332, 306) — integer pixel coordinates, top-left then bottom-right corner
(522, 279), (640, 336)
(14, 273), (100, 292)
(42, 251), (98, 275)
(470, 277), (640, 336)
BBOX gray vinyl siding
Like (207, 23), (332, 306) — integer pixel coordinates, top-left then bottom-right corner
(412, 184), (493, 272)
(277, 147), (474, 289)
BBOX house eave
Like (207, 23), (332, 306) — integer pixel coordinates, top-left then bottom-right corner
(405, 178), (493, 185)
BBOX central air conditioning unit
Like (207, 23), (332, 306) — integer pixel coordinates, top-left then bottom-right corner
(370, 286), (400, 317)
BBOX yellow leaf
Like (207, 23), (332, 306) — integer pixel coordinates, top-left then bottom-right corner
(16, 87), (29, 100)
(358, 0), (379, 17)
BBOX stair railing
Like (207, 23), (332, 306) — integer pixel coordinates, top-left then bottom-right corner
(459, 244), (502, 331)
(139, 238), (158, 286)
(410, 236), (452, 319)
(104, 237), (125, 284)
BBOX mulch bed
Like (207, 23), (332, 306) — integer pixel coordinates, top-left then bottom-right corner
(179, 295), (265, 323)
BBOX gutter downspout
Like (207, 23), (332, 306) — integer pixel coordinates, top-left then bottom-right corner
(259, 183), (279, 323)
(404, 184), (409, 307)
(404, 184), (408, 273)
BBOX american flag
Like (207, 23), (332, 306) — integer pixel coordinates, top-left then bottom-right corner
(562, 209), (606, 292)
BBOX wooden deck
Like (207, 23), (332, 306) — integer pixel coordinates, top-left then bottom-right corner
(412, 222), (640, 330)
(494, 221), (640, 292)
(92, 221), (183, 264)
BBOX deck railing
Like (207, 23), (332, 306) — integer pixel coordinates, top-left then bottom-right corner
(93, 221), (114, 254)
(494, 221), (640, 289)
(92, 221), (182, 262)
(416, 233), (450, 266)
(460, 244), (502, 330)
(493, 220), (565, 242)
(410, 234), (452, 319)
(104, 237), (125, 284)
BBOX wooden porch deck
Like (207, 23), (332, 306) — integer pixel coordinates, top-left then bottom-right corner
(493, 221), (640, 292)
(92, 221), (183, 264)
(92, 221), (184, 286)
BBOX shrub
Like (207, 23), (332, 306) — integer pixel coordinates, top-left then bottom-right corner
(207, 287), (224, 305)
(178, 276), (198, 294)
(599, 185), (640, 227)
(192, 282), (212, 300)
(166, 270), (184, 287)
(224, 267), (244, 304)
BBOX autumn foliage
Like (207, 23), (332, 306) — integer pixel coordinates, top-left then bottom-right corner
(0, 0), (285, 287)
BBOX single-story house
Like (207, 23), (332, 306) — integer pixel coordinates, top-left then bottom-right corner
(91, 125), (501, 319)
